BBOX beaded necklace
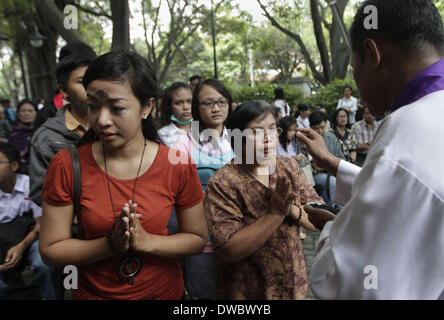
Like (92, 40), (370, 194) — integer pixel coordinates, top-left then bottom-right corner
(103, 139), (147, 285)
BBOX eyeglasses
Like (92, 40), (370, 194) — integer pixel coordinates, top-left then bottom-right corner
(199, 100), (228, 108)
(247, 127), (282, 138)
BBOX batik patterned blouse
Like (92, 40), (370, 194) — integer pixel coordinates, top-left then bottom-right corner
(332, 127), (357, 162)
(204, 156), (323, 300)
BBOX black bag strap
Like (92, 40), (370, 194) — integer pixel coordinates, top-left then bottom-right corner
(69, 147), (84, 239)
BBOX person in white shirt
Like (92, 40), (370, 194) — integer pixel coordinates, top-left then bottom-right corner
(296, 0), (444, 299)
(273, 87), (290, 117)
(157, 82), (193, 147)
(337, 86), (358, 125)
(296, 103), (311, 129)
(0, 143), (55, 300)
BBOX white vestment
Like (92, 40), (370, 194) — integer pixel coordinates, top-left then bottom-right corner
(310, 90), (444, 299)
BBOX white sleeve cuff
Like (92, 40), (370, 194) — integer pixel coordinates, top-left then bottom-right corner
(334, 160), (361, 206)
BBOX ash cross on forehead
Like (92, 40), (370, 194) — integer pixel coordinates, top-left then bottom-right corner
(93, 89), (109, 100)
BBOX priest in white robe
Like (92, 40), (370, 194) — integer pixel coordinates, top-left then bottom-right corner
(296, 0), (444, 299)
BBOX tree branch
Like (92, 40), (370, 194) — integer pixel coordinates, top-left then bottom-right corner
(65, 1), (112, 19)
(257, 0), (325, 83)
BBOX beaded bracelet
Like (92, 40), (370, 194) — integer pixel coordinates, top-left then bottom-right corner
(296, 206), (303, 222)
(106, 229), (127, 257)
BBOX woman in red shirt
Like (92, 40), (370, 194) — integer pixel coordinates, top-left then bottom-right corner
(39, 51), (208, 300)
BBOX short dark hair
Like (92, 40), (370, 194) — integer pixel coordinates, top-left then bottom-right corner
(274, 87), (285, 100)
(309, 110), (328, 126)
(55, 43), (97, 87)
(58, 42), (95, 61)
(159, 82), (193, 126)
(191, 79), (233, 132)
(350, 0), (444, 58)
(189, 75), (202, 82)
(343, 85), (353, 93)
(226, 100), (276, 153)
(0, 142), (20, 164)
(81, 50), (160, 143)
(298, 103), (310, 112)
(279, 116), (297, 152)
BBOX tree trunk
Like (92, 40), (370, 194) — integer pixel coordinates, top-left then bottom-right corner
(111, 0), (130, 50)
(34, 0), (84, 44)
(258, 0), (350, 84)
(310, 0), (331, 83)
(329, 0), (350, 80)
(30, 0), (85, 101)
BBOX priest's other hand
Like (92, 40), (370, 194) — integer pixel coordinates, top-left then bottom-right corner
(303, 205), (336, 231)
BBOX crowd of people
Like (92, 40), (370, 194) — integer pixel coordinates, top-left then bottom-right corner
(0, 40), (353, 300)
(0, 0), (443, 300)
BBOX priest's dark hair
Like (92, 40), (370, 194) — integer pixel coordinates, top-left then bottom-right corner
(350, 0), (444, 58)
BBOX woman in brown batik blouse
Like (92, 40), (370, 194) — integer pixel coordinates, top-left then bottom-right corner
(204, 100), (324, 300)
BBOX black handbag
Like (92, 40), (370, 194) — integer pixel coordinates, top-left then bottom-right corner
(69, 148), (84, 239)
(0, 211), (35, 273)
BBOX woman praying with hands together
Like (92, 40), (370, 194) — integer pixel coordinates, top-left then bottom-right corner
(204, 101), (323, 300)
(39, 51), (207, 300)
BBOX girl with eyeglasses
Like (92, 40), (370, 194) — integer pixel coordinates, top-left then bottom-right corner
(171, 78), (235, 300)
(331, 108), (357, 163)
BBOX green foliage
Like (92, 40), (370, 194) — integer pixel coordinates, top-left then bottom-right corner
(305, 78), (358, 115)
(228, 83), (305, 105)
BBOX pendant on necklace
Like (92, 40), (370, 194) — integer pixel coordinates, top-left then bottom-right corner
(118, 255), (142, 285)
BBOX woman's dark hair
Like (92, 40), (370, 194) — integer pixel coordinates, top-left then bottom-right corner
(298, 103), (310, 112)
(17, 99), (38, 114)
(226, 100), (276, 153)
(272, 106), (282, 118)
(332, 108), (351, 129)
(80, 50), (160, 145)
(0, 142), (21, 164)
(191, 79), (233, 133)
(278, 116), (297, 152)
(343, 85), (353, 94)
(189, 75), (202, 82)
(159, 82), (193, 127)
(350, 0), (444, 58)
(274, 87), (285, 100)
(11, 100), (38, 127)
